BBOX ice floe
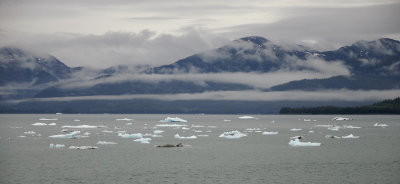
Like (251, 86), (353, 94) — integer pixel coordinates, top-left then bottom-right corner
(238, 116), (256, 119)
(49, 131), (81, 139)
(262, 131), (279, 135)
(332, 117), (352, 121)
(156, 124), (188, 127)
(374, 123), (388, 128)
(219, 130), (247, 139)
(342, 134), (359, 139)
(32, 122), (47, 126)
(97, 141), (117, 145)
(289, 139), (321, 147)
(118, 133), (143, 139)
(174, 134), (197, 139)
(116, 118), (133, 121)
(50, 144), (65, 148)
(134, 138), (152, 144)
(159, 117), (188, 123)
(62, 125), (105, 129)
(69, 146), (98, 150)
(289, 128), (302, 131)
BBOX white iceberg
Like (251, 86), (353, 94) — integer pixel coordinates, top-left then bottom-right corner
(69, 146), (98, 150)
(303, 119), (311, 122)
(332, 117), (352, 121)
(24, 131), (36, 135)
(343, 125), (361, 129)
(39, 118), (58, 121)
(290, 136), (304, 139)
(32, 122), (47, 126)
(156, 124), (188, 127)
(83, 132), (91, 136)
(219, 130), (247, 139)
(238, 116), (256, 119)
(118, 133), (143, 139)
(182, 127), (190, 130)
(116, 118), (133, 121)
(62, 125), (105, 129)
(328, 126), (340, 131)
(102, 130), (113, 133)
(174, 134), (197, 139)
(262, 131), (279, 135)
(97, 141), (117, 145)
(48, 123), (57, 126)
(153, 130), (164, 134)
(49, 143), (65, 148)
(159, 117), (188, 123)
(289, 128), (302, 131)
(18, 135), (26, 138)
(74, 119), (80, 122)
(289, 139), (321, 147)
(134, 137), (152, 144)
(49, 131), (81, 139)
(374, 123), (388, 127)
(308, 131), (315, 133)
(192, 130), (203, 133)
(342, 134), (359, 139)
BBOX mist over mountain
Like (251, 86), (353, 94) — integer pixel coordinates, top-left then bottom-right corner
(1, 37), (399, 113)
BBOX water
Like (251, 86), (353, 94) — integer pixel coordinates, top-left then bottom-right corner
(0, 114), (399, 184)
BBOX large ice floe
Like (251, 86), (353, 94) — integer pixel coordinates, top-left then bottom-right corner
(97, 141), (117, 145)
(159, 117), (188, 123)
(238, 116), (256, 119)
(62, 125), (105, 129)
(174, 134), (197, 139)
(49, 143), (65, 149)
(49, 131), (81, 139)
(374, 123), (388, 128)
(118, 133), (143, 139)
(134, 138), (152, 144)
(32, 122), (47, 126)
(332, 117), (352, 121)
(156, 124), (188, 127)
(262, 131), (279, 135)
(116, 118), (133, 121)
(289, 139), (321, 147)
(342, 134), (359, 139)
(219, 130), (247, 139)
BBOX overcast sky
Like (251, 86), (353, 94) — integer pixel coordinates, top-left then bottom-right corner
(1, 0), (399, 68)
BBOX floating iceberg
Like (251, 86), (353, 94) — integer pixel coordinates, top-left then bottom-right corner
(102, 130), (113, 133)
(192, 130), (203, 133)
(48, 123), (57, 126)
(308, 131), (315, 133)
(182, 127), (190, 130)
(39, 118), (58, 121)
(156, 124), (188, 127)
(159, 117), (188, 123)
(342, 134), (359, 139)
(289, 128), (302, 131)
(219, 130), (247, 139)
(18, 135), (26, 138)
(69, 146), (98, 150)
(153, 130), (164, 134)
(50, 143), (65, 148)
(62, 125), (105, 129)
(343, 125), (361, 129)
(49, 131), (81, 139)
(97, 141), (117, 145)
(32, 122), (47, 126)
(262, 131), (279, 135)
(74, 119), (81, 122)
(24, 131), (36, 135)
(134, 138), (152, 144)
(289, 139), (321, 147)
(328, 126), (340, 131)
(118, 133), (143, 139)
(238, 116), (256, 119)
(174, 134), (197, 139)
(290, 136), (304, 140)
(116, 118), (133, 121)
(83, 132), (91, 136)
(332, 117), (352, 121)
(303, 119), (312, 122)
(374, 123), (388, 128)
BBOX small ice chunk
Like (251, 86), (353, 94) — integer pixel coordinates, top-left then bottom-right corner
(193, 130), (203, 133)
(328, 126), (340, 131)
(156, 124), (188, 127)
(32, 122), (47, 126)
(18, 135), (26, 138)
(50, 143), (65, 148)
(308, 130), (315, 133)
(83, 132), (91, 136)
(48, 123), (57, 126)
(191, 125), (204, 128)
(159, 117), (188, 123)
(69, 146), (98, 150)
(62, 125), (105, 129)
(39, 118), (58, 121)
(102, 130), (113, 133)
(374, 123), (388, 127)
(182, 127), (190, 130)
(116, 118), (133, 121)
(97, 141), (117, 145)
(153, 130), (164, 134)
(24, 131), (36, 135)
(290, 136), (304, 139)
(223, 119), (232, 122)
(246, 128), (261, 131)
(289, 139), (321, 147)
(126, 123), (133, 125)
(219, 130), (247, 139)
(342, 134), (359, 139)
(238, 116), (256, 119)
(118, 133), (143, 139)
(262, 131), (279, 135)
(74, 119), (80, 122)
(49, 131), (81, 139)
(289, 128), (302, 131)
(174, 134), (197, 139)
(343, 125), (361, 129)
(332, 117), (352, 121)
(134, 137), (152, 144)
(303, 119), (311, 122)
(208, 126), (217, 128)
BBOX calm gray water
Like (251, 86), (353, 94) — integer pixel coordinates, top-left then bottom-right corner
(0, 114), (399, 184)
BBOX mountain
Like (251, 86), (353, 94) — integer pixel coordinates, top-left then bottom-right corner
(0, 47), (73, 86)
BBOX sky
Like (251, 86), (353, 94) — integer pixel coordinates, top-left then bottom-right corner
(0, 0), (400, 68)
